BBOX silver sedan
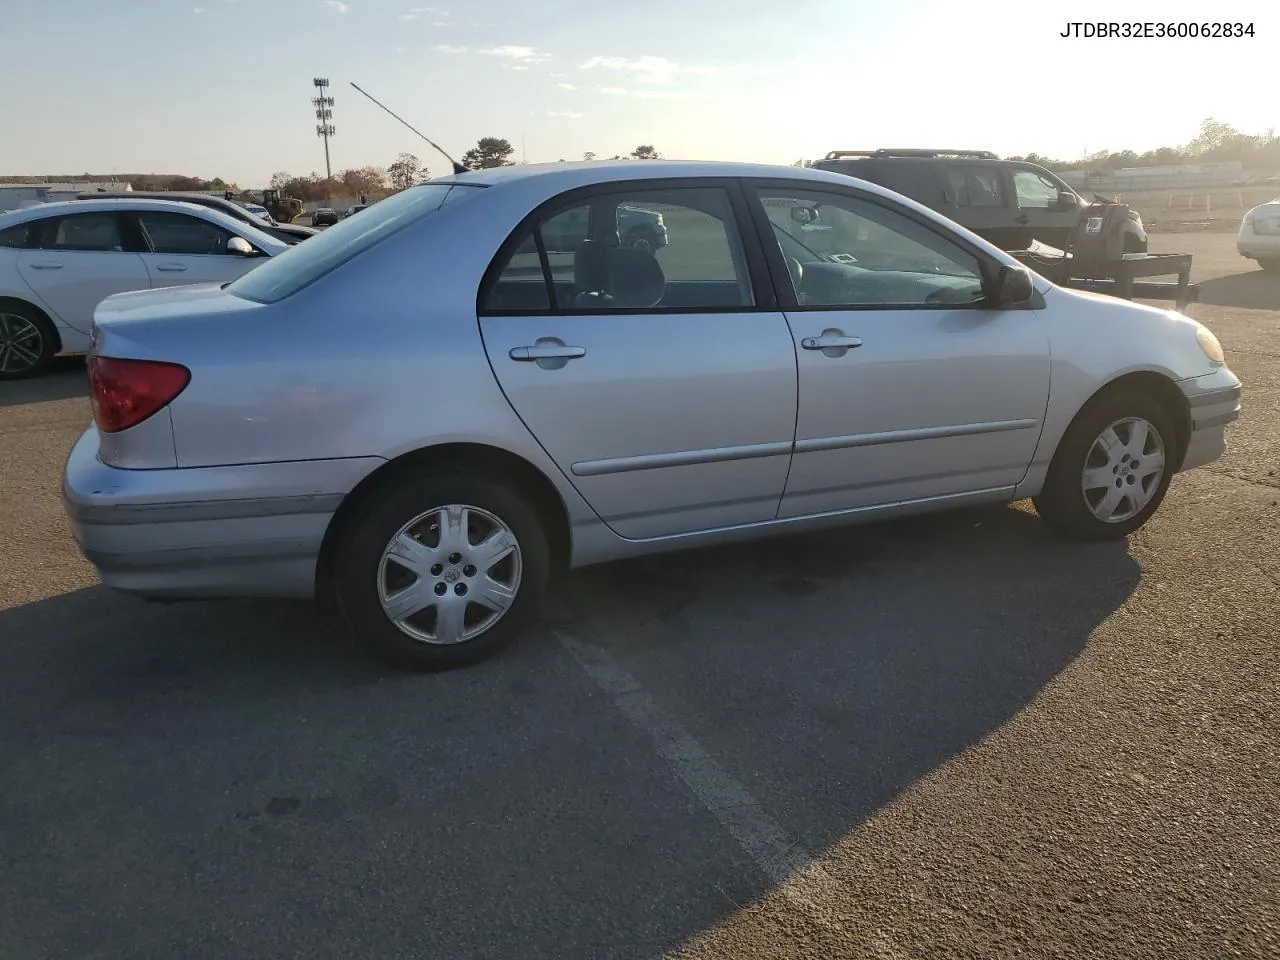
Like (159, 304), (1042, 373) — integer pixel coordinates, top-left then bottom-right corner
(62, 161), (1243, 670)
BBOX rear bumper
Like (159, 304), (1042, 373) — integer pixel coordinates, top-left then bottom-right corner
(1177, 369), (1242, 472)
(60, 426), (381, 600)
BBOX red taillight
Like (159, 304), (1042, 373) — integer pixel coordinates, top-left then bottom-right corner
(88, 357), (191, 433)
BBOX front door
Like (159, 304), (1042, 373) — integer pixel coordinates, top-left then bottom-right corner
(479, 183), (798, 540)
(16, 212), (150, 334)
(749, 183), (1051, 518)
(131, 210), (265, 288)
(1009, 166), (1080, 250)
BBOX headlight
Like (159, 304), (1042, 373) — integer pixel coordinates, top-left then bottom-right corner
(1196, 325), (1225, 365)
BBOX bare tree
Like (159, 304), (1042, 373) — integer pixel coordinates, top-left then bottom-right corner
(387, 153), (425, 191)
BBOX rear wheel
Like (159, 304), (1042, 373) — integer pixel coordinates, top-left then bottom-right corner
(1033, 390), (1177, 541)
(0, 304), (57, 381)
(331, 472), (551, 671)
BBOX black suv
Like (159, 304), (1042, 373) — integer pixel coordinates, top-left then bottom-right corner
(809, 149), (1147, 254)
(74, 191), (318, 245)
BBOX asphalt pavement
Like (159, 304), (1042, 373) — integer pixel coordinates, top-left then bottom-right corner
(0, 232), (1276, 959)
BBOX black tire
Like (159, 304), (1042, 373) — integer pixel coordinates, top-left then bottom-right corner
(1033, 389), (1178, 541)
(1258, 259), (1280, 273)
(330, 471), (551, 671)
(0, 303), (57, 381)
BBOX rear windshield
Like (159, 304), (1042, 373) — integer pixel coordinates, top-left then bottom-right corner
(228, 183), (482, 304)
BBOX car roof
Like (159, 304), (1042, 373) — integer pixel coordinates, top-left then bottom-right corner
(1, 197), (242, 222)
(433, 159), (886, 190)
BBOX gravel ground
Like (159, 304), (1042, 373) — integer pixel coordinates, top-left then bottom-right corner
(0, 232), (1275, 960)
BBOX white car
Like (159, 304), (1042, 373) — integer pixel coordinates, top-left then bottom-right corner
(0, 198), (287, 379)
(1237, 197), (1280, 272)
(242, 202), (275, 224)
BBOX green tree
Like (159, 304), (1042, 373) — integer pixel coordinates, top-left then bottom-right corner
(630, 145), (660, 159)
(461, 137), (516, 169)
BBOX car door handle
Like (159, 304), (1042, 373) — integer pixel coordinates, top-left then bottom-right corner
(509, 344), (586, 361)
(801, 335), (863, 350)
(1015, 214), (1031, 225)
(28, 262), (63, 270)
(155, 263), (188, 272)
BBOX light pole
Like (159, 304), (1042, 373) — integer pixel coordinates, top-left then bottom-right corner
(312, 77), (336, 181)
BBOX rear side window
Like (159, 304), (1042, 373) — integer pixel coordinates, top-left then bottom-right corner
(44, 214), (125, 251)
(946, 167), (1007, 208)
(228, 183), (481, 304)
(482, 187), (754, 314)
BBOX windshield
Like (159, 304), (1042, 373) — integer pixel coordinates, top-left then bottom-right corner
(772, 222), (827, 264)
(228, 183), (482, 304)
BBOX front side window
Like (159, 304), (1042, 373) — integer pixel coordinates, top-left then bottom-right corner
(137, 212), (235, 255)
(946, 167), (1007, 208)
(0, 223), (32, 248)
(756, 187), (986, 307)
(45, 214), (124, 252)
(483, 186), (753, 313)
(1013, 169), (1063, 209)
(229, 183), (480, 304)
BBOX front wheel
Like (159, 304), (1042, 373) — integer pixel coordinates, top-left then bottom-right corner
(331, 473), (551, 671)
(1033, 390), (1177, 541)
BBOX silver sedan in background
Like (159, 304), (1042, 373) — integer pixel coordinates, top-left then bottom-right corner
(62, 161), (1241, 671)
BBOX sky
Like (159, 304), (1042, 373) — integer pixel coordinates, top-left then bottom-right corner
(2, 0), (1274, 186)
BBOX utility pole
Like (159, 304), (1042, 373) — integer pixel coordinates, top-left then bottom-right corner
(312, 77), (336, 180)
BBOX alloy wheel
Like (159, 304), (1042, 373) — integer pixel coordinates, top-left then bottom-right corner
(1080, 417), (1167, 523)
(0, 312), (44, 375)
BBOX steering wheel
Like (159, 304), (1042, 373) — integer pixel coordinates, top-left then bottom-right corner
(784, 256), (804, 288)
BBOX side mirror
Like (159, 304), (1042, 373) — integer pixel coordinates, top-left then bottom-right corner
(227, 236), (256, 257)
(989, 264), (1035, 305)
(1051, 192), (1078, 212)
(790, 206), (818, 225)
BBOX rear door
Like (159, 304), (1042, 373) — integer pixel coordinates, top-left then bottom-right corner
(478, 181), (799, 540)
(15, 212), (149, 334)
(132, 210), (266, 287)
(1009, 165), (1079, 249)
(940, 164), (1020, 249)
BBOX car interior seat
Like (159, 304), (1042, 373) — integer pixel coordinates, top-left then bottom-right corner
(606, 246), (666, 309)
(572, 239), (614, 308)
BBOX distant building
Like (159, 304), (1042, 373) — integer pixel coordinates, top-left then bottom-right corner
(0, 185), (53, 213)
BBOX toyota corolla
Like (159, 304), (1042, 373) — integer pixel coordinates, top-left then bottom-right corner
(61, 161), (1242, 671)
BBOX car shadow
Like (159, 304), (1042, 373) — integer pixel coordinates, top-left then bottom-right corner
(1195, 268), (1280, 310)
(0, 504), (1139, 960)
(0, 358), (87, 407)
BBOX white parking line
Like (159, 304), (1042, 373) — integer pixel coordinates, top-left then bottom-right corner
(556, 630), (909, 956)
